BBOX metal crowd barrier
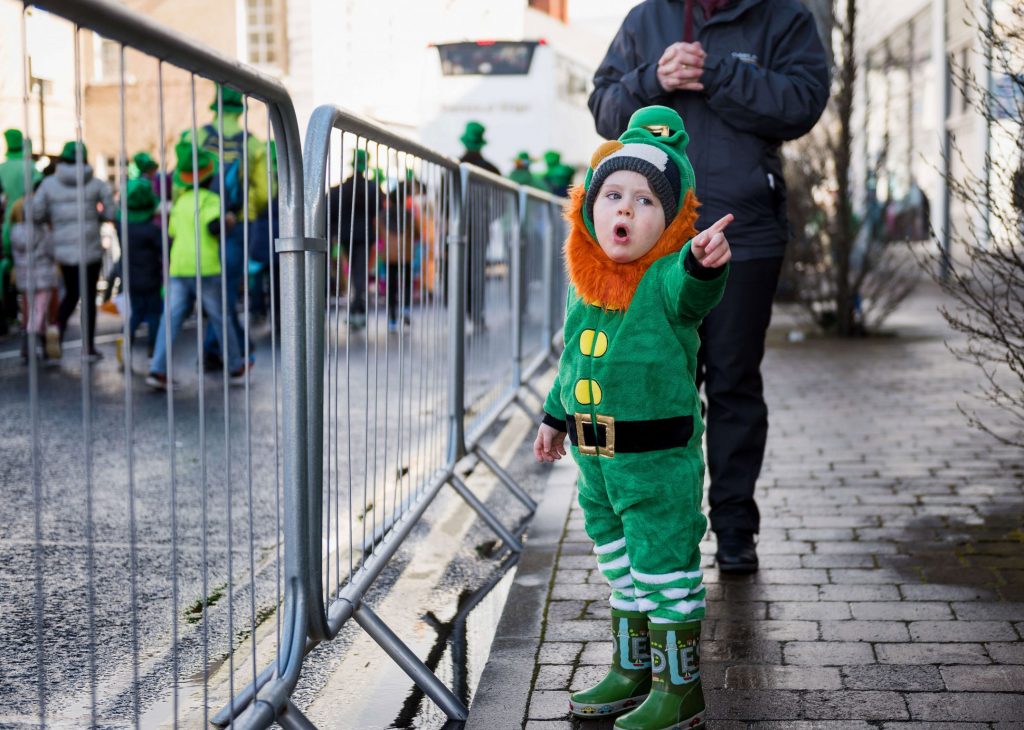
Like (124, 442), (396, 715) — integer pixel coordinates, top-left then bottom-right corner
(4, 1), (566, 727)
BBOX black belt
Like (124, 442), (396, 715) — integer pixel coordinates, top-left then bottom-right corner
(566, 413), (694, 457)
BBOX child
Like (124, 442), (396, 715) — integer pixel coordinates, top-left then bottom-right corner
(9, 197), (60, 363)
(533, 106), (732, 730)
(111, 178), (164, 364)
(146, 141), (245, 390)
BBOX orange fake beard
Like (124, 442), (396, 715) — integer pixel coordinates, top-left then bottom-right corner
(563, 184), (700, 311)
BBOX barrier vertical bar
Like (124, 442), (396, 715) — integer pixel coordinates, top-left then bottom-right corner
(543, 201), (557, 359)
(511, 187), (526, 391)
(446, 165), (469, 465)
(20, 8), (47, 726)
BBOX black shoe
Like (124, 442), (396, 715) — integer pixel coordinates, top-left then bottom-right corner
(203, 353), (224, 372)
(715, 529), (759, 574)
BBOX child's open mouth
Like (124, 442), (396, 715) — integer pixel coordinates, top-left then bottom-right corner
(613, 223), (630, 244)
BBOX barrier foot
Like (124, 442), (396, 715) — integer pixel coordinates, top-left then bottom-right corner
(212, 664), (277, 727)
(448, 474), (523, 552)
(473, 445), (538, 512)
(354, 604), (470, 721)
(277, 699), (318, 730)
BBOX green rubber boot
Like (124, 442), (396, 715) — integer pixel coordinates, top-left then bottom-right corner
(569, 608), (651, 718)
(613, 620), (704, 730)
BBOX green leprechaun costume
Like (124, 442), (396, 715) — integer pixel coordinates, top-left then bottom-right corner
(542, 106), (727, 729)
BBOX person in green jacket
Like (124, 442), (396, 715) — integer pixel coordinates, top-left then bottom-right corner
(542, 149), (574, 198)
(146, 141), (247, 390)
(533, 106), (732, 730)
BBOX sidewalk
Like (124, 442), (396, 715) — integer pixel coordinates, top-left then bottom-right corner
(467, 284), (1024, 729)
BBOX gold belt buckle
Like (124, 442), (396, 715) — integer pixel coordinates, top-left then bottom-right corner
(576, 413), (615, 458)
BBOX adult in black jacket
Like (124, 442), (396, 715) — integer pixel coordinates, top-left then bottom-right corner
(457, 121), (499, 326)
(589, 0), (829, 573)
(329, 149), (379, 329)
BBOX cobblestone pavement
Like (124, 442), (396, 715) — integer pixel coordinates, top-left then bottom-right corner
(474, 284), (1024, 729)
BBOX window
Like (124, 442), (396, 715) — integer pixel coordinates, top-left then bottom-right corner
(94, 36), (119, 82)
(436, 42), (538, 76)
(246, 0), (277, 68)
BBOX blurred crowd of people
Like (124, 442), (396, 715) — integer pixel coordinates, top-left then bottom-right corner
(0, 101), (573, 389)
(0, 87), (277, 391)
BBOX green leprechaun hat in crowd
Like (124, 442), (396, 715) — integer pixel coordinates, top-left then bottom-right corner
(173, 139), (217, 188)
(125, 178), (159, 224)
(459, 120), (487, 152)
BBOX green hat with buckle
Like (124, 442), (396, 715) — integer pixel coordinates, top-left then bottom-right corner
(125, 178), (159, 223)
(582, 105), (695, 241)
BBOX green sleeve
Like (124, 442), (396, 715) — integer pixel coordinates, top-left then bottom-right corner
(542, 284), (575, 429)
(659, 240), (729, 327)
(543, 367), (566, 426)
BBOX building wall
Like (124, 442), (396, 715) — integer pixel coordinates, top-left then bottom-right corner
(853, 0), (1019, 255)
(0, 5), (78, 160)
(82, 0), (241, 184)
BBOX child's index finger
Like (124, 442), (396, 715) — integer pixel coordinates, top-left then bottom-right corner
(708, 213), (734, 235)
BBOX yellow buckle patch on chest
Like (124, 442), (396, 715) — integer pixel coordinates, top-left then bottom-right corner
(576, 413), (615, 458)
(579, 329), (608, 357)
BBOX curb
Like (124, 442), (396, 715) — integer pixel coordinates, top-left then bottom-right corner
(464, 457), (577, 729)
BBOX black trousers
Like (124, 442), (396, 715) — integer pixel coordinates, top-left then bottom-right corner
(386, 262), (412, 323)
(58, 261), (102, 352)
(696, 256), (783, 535)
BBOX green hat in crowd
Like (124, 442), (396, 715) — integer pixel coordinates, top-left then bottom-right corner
(459, 121), (487, 152)
(547, 163), (574, 189)
(125, 178), (159, 223)
(210, 84), (245, 113)
(353, 147), (366, 173)
(582, 105), (695, 241)
(173, 140), (217, 187)
(4, 129), (23, 154)
(58, 140), (88, 163)
(133, 151), (158, 174)
(513, 151), (533, 169)
(543, 150), (561, 169)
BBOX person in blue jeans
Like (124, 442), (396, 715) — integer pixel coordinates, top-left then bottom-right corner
(147, 142), (247, 390)
(187, 87), (268, 369)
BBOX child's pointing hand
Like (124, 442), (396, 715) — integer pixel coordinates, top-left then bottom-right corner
(691, 213), (733, 269)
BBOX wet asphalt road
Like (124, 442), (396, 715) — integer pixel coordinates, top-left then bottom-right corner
(0, 268), (552, 727)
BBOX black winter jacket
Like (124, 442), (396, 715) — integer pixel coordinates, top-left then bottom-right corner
(329, 172), (379, 246)
(589, 0), (829, 259)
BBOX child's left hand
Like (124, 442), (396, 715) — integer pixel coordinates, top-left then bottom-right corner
(691, 213), (733, 268)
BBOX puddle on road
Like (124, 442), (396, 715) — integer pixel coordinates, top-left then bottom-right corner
(311, 551), (519, 730)
(388, 554), (518, 729)
(878, 498), (1024, 600)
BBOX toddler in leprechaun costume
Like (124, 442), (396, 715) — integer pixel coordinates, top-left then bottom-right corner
(534, 105), (733, 730)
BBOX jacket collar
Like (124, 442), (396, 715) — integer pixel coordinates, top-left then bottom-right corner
(668, 0), (763, 26)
